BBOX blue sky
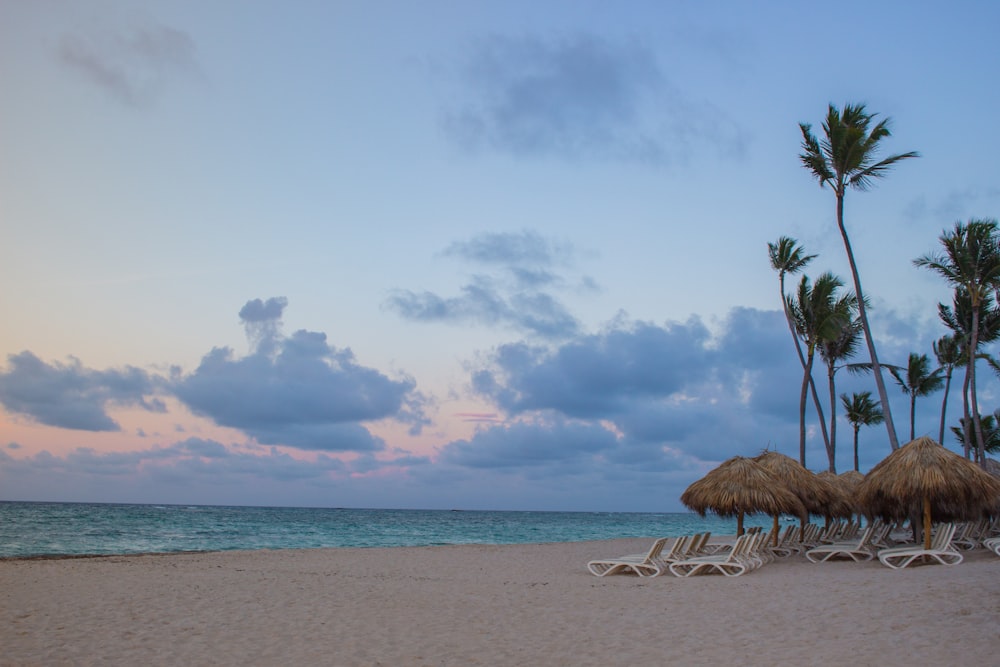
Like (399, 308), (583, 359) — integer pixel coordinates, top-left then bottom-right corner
(1, 0), (999, 511)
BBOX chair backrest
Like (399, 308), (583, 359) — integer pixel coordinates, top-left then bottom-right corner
(729, 534), (752, 561)
(931, 523), (957, 551)
(663, 535), (690, 560)
(871, 521), (893, 547)
(685, 532), (707, 556)
(855, 523), (877, 547)
(645, 537), (669, 562)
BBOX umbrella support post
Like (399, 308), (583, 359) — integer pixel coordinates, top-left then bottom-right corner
(923, 496), (932, 550)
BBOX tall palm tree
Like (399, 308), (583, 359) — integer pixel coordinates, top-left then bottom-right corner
(768, 237), (827, 458)
(916, 219), (1000, 465)
(841, 391), (884, 472)
(817, 298), (862, 472)
(887, 353), (944, 441)
(768, 237), (817, 369)
(786, 272), (848, 467)
(932, 334), (961, 445)
(800, 103), (918, 451)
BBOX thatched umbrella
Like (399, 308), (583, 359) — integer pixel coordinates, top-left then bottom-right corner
(837, 471), (866, 520)
(681, 456), (807, 536)
(817, 471), (857, 520)
(839, 470), (865, 488)
(857, 436), (1000, 549)
(754, 451), (843, 542)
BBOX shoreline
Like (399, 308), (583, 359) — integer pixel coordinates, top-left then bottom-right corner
(4, 538), (999, 665)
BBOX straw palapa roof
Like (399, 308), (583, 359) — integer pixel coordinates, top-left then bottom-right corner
(856, 436), (1000, 524)
(753, 450), (841, 518)
(838, 470), (865, 489)
(816, 471), (857, 519)
(681, 456), (806, 520)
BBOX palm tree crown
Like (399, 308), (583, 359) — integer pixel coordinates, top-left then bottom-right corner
(799, 103), (920, 196)
(887, 353), (944, 441)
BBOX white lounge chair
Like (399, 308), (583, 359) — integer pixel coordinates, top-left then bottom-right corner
(953, 519), (991, 550)
(587, 537), (669, 577)
(984, 536), (1000, 557)
(805, 522), (886, 563)
(877, 523), (963, 569)
(770, 525), (805, 558)
(668, 534), (754, 577)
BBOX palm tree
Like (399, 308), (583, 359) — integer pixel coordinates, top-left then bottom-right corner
(817, 298), (862, 472)
(952, 410), (1000, 455)
(915, 219), (1000, 465)
(886, 353), (944, 441)
(938, 287), (1000, 458)
(800, 103), (918, 451)
(932, 334), (961, 445)
(768, 237), (817, 369)
(768, 237), (828, 459)
(786, 272), (849, 467)
(841, 391), (884, 472)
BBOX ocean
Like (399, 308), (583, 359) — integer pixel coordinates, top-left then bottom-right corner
(0, 501), (782, 558)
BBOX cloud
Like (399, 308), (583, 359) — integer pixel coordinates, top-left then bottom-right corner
(440, 417), (619, 469)
(239, 296), (288, 355)
(457, 306), (928, 469)
(173, 299), (428, 452)
(58, 22), (197, 107)
(386, 231), (590, 339)
(444, 230), (573, 270)
(904, 187), (1000, 224)
(470, 316), (717, 417)
(441, 33), (746, 164)
(0, 437), (441, 507)
(0, 351), (165, 431)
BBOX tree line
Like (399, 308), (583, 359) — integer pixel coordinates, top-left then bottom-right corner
(771, 103), (999, 473)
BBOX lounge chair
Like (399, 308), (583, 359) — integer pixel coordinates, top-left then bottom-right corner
(806, 521), (889, 563)
(587, 537), (669, 577)
(668, 534), (754, 577)
(953, 519), (991, 550)
(877, 523), (963, 569)
(770, 525), (805, 558)
(984, 536), (1000, 557)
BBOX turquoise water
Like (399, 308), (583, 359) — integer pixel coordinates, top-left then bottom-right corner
(0, 501), (784, 558)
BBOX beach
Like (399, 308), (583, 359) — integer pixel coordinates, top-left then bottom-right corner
(3, 537), (999, 666)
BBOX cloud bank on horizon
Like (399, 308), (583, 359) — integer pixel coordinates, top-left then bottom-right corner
(2, 1), (999, 511)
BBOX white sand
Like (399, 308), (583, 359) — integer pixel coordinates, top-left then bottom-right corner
(3, 538), (999, 666)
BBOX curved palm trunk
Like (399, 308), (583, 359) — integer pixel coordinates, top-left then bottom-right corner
(826, 366), (838, 472)
(852, 426), (860, 472)
(798, 348), (829, 468)
(799, 360), (810, 467)
(962, 365), (972, 458)
(969, 306), (986, 464)
(836, 193), (900, 450)
(810, 371), (831, 456)
(782, 275), (830, 461)
(969, 307), (989, 463)
(938, 369), (953, 444)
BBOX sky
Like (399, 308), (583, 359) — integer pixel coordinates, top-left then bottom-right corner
(2, 0), (999, 512)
